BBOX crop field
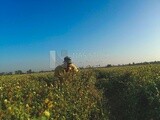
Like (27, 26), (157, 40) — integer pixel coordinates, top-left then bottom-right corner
(1, 64), (160, 120)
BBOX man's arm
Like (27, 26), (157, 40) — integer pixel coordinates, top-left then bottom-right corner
(70, 64), (78, 72)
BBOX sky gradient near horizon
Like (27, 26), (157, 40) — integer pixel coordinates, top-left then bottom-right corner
(0, 0), (160, 72)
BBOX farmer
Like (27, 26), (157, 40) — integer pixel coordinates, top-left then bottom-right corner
(54, 56), (78, 79)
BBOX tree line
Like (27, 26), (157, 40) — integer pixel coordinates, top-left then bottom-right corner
(1, 61), (160, 75)
(0, 69), (54, 76)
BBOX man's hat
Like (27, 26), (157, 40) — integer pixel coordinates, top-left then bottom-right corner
(64, 56), (72, 64)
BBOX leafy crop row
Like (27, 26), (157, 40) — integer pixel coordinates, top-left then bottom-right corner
(1, 64), (160, 120)
(95, 65), (160, 120)
(0, 71), (103, 120)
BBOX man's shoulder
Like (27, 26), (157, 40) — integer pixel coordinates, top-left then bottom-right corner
(69, 64), (77, 68)
(55, 65), (64, 70)
(69, 64), (78, 72)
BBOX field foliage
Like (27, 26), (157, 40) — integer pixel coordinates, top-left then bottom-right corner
(1, 64), (160, 120)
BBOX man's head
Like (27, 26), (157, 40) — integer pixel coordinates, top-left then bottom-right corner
(63, 56), (72, 68)
(64, 56), (72, 64)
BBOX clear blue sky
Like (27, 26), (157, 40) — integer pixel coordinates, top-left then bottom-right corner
(0, 0), (160, 72)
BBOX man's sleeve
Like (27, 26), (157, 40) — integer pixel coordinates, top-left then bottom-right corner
(54, 66), (63, 77)
(71, 64), (79, 72)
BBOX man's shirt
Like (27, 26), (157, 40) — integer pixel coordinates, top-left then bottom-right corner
(54, 63), (78, 78)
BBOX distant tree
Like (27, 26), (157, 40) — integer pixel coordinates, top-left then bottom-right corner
(15, 70), (23, 74)
(86, 65), (92, 68)
(27, 69), (32, 74)
(106, 64), (112, 67)
(0, 72), (5, 75)
(143, 62), (149, 65)
(39, 71), (44, 73)
(79, 67), (84, 69)
(6, 72), (12, 75)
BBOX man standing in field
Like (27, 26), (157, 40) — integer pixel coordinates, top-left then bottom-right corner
(54, 56), (78, 79)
